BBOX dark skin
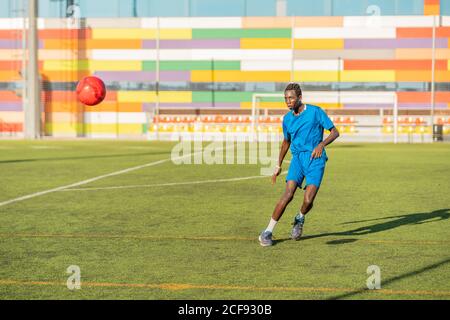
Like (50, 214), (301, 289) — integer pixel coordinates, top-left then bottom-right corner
(271, 90), (340, 221)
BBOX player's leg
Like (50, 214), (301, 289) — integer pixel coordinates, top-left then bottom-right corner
(259, 155), (303, 246)
(259, 181), (298, 247)
(272, 180), (298, 220)
(300, 184), (320, 215)
(291, 156), (326, 240)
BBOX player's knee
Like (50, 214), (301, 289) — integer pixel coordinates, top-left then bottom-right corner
(281, 191), (295, 203)
(304, 198), (314, 209)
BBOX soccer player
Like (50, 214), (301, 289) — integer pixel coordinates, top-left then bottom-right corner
(259, 83), (340, 246)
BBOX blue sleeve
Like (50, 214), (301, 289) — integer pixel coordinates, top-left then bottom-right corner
(282, 117), (291, 142)
(318, 108), (334, 131)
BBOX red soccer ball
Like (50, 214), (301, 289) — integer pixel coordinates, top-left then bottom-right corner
(76, 76), (106, 106)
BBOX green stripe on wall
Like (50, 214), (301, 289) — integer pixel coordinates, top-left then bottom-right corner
(192, 29), (292, 39)
(142, 61), (241, 71)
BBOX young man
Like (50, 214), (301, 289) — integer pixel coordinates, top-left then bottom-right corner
(259, 83), (340, 246)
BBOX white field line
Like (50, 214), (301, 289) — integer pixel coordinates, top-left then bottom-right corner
(60, 171), (288, 192)
(0, 144), (288, 206)
(0, 151), (200, 208)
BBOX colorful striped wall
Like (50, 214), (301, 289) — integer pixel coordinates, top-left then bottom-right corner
(424, 0), (440, 16)
(0, 16), (450, 137)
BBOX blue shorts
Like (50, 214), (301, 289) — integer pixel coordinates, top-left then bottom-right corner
(286, 152), (327, 189)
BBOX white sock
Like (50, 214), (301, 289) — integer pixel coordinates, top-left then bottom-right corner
(296, 212), (305, 220)
(265, 218), (278, 233)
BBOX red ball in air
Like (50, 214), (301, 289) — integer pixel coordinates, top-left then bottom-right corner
(76, 76), (106, 106)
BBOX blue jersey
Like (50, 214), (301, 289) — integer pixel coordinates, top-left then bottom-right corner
(282, 104), (335, 157)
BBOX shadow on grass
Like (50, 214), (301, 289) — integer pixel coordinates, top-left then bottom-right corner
(302, 208), (450, 241)
(273, 208), (449, 246)
(0, 151), (172, 164)
(327, 256), (450, 300)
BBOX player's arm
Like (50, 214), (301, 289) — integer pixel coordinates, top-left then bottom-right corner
(311, 127), (339, 159)
(272, 138), (290, 185)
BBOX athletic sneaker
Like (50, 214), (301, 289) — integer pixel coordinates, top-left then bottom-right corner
(291, 214), (305, 240)
(258, 230), (273, 247)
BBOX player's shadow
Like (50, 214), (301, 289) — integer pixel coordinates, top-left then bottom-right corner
(304, 208), (450, 242)
(327, 256), (450, 300)
(273, 208), (449, 245)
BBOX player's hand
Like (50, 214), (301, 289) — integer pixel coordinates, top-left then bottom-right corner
(311, 142), (325, 159)
(271, 166), (282, 185)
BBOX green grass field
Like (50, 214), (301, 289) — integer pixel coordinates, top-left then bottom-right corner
(0, 140), (449, 300)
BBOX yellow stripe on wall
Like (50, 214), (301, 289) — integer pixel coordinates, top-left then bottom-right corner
(191, 71), (290, 82)
(159, 29), (192, 39)
(85, 123), (143, 134)
(424, 5), (440, 15)
(437, 71), (450, 82)
(0, 71), (21, 81)
(92, 28), (191, 39)
(43, 60), (90, 71)
(240, 38), (292, 49)
(45, 123), (143, 135)
(117, 91), (192, 103)
(88, 61), (142, 71)
(45, 123), (84, 134)
(43, 60), (142, 71)
(294, 39), (344, 50)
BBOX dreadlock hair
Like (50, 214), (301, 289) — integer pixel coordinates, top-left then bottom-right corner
(284, 83), (302, 97)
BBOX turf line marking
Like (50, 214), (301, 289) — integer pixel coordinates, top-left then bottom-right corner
(0, 150), (205, 208)
(0, 233), (447, 246)
(0, 158), (167, 208)
(0, 144), (263, 207)
(61, 171), (288, 192)
(0, 279), (449, 297)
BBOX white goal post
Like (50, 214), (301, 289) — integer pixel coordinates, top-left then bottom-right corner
(251, 91), (399, 143)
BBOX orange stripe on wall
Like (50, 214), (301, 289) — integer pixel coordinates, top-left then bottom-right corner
(424, 0), (439, 5)
(344, 60), (447, 70)
(0, 122), (22, 132)
(44, 102), (84, 113)
(397, 92), (450, 103)
(396, 49), (450, 60)
(41, 71), (91, 82)
(0, 91), (21, 102)
(43, 39), (142, 50)
(396, 70), (450, 82)
(38, 29), (92, 39)
(395, 70), (431, 82)
(0, 61), (43, 70)
(0, 30), (22, 39)
(397, 27), (450, 38)
(44, 102), (142, 113)
(42, 90), (117, 103)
